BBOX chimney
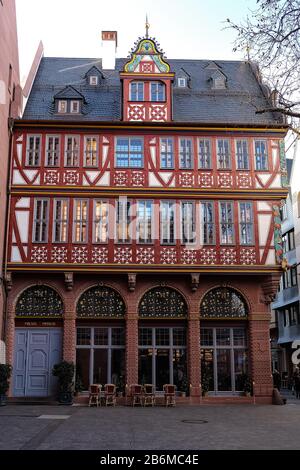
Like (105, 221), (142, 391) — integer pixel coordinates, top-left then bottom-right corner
(101, 31), (117, 70)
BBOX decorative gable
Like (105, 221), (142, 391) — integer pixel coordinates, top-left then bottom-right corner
(54, 85), (85, 101)
(124, 38), (170, 74)
(121, 32), (174, 122)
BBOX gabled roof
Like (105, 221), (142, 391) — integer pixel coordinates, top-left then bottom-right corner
(84, 65), (105, 79)
(22, 56), (285, 125)
(54, 85), (86, 101)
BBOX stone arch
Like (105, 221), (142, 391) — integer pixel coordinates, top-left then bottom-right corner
(15, 285), (64, 318)
(200, 286), (248, 319)
(76, 285), (126, 318)
(138, 286), (188, 318)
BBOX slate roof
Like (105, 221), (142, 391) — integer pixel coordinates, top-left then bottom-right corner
(23, 56), (284, 125)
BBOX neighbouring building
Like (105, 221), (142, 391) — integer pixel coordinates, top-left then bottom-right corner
(0, 0), (22, 363)
(5, 28), (289, 403)
(271, 156), (299, 378)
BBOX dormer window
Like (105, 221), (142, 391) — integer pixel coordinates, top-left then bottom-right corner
(150, 82), (165, 102)
(178, 78), (187, 88)
(89, 76), (98, 86)
(210, 71), (227, 90)
(130, 82), (144, 101)
(71, 100), (80, 114)
(58, 100), (67, 113)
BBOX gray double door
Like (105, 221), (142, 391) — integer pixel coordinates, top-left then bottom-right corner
(13, 328), (62, 397)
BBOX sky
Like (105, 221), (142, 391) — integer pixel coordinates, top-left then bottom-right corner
(16, 0), (258, 83)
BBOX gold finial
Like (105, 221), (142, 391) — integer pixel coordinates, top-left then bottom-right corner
(145, 14), (150, 38)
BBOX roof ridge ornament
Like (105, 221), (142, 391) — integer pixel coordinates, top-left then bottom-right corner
(145, 14), (150, 39)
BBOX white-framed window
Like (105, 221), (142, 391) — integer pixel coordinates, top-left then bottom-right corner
(160, 201), (175, 244)
(201, 201), (215, 245)
(130, 82), (144, 101)
(65, 135), (80, 166)
(179, 138), (193, 169)
(84, 136), (98, 167)
(254, 140), (268, 170)
(181, 201), (195, 244)
(217, 139), (231, 169)
(53, 199), (68, 243)
(160, 138), (174, 169)
(89, 76), (98, 85)
(33, 199), (49, 242)
(93, 200), (108, 243)
(115, 137), (143, 168)
(73, 199), (88, 243)
(58, 100), (67, 113)
(235, 140), (249, 170)
(239, 202), (254, 245)
(26, 135), (41, 166)
(219, 201), (234, 244)
(137, 200), (153, 244)
(178, 77), (187, 87)
(70, 100), (80, 114)
(198, 139), (212, 169)
(46, 135), (60, 166)
(116, 198), (131, 243)
(150, 82), (165, 101)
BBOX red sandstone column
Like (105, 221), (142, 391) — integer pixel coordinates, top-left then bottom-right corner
(188, 312), (201, 402)
(63, 298), (76, 363)
(125, 312), (139, 387)
(248, 314), (273, 404)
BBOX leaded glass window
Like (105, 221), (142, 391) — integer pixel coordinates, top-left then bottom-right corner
(254, 140), (268, 170)
(77, 286), (125, 318)
(198, 139), (211, 169)
(16, 286), (63, 317)
(200, 287), (248, 319)
(26, 135), (41, 166)
(139, 287), (187, 318)
(217, 139), (231, 169)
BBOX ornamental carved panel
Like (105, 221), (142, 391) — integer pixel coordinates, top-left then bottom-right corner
(139, 287), (187, 318)
(16, 286), (63, 317)
(77, 286), (125, 318)
(200, 287), (248, 319)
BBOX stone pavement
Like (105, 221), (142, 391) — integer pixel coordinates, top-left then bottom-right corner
(1, 401), (300, 450)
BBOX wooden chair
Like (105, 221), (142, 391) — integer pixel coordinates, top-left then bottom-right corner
(88, 384), (101, 407)
(104, 384), (116, 406)
(129, 384), (143, 406)
(143, 384), (155, 407)
(163, 384), (176, 407)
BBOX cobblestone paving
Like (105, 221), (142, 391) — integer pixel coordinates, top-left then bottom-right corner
(1, 400), (300, 450)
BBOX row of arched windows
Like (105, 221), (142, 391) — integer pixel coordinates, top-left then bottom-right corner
(15, 285), (248, 319)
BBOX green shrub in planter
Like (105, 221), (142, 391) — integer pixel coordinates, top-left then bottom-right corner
(52, 361), (75, 405)
(0, 364), (13, 406)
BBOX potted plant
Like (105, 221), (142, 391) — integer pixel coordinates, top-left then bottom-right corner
(201, 372), (210, 397)
(0, 364), (12, 406)
(241, 374), (253, 396)
(52, 361), (75, 405)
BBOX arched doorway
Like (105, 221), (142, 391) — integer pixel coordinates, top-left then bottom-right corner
(200, 286), (249, 395)
(138, 286), (188, 391)
(76, 285), (126, 391)
(13, 285), (64, 397)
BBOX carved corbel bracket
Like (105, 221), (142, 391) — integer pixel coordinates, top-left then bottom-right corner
(64, 272), (74, 291)
(5, 272), (13, 292)
(260, 274), (281, 305)
(128, 273), (137, 292)
(191, 273), (200, 292)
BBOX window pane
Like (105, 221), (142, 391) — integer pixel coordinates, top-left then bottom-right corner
(111, 349), (125, 390)
(198, 139), (211, 169)
(138, 349), (153, 385)
(236, 140), (249, 169)
(93, 349), (108, 384)
(94, 328), (108, 345)
(217, 139), (231, 169)
(234, 350), (248, 391)
(137, 200), (152, 243)
(217, 349), (232, 391)
(201, 202), (215, 244)
(201, 349), (214, 391)
(112, 328), (125, 346)
(160, 138), (174, 169)
(233, 329), (247, 346)
(173, 328), (186, 346)
(161, 201), (175, 244)
(173, 349), (187, 391)
(216, 328), (231, 346)
(139, 328), (153, 346)
(180, 139), (193, 169)
(155, 328), (170, 346)
(200, 328), (213, 346)
(77, 328), (91, 345)
(76, 349), (90, 390)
